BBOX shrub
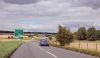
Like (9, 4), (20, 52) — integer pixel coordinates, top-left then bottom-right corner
(48, 36), (52, 40)
(8, 36), (10, 39)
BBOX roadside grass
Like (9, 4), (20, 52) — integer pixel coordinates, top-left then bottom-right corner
(0, 38), (39, 58)
(64, 46), (100, 57)
(0, 41), (22, 58)
(49, 41), (100, 57)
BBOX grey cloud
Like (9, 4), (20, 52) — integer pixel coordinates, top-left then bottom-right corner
(3, 0), (41, 4)
(3, 0), (100, 9)
(76, 0), (100, 9)
(49, 0), (100, 9)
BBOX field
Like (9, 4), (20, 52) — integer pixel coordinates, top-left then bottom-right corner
(70, 40), (100, 52)
(49, 40), (100, 52)
(0, 41), (22, 58)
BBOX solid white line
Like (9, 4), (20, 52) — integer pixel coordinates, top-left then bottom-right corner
(46, 51), (57, 58)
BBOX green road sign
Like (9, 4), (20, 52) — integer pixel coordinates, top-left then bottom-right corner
(14, 29), (23, 39)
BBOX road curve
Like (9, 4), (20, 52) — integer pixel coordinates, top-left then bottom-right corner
(10, 41), (98, 58)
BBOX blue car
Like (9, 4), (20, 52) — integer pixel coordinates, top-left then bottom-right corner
(39, 39), (49, 46)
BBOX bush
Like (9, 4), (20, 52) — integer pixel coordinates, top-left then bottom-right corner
(11, 36), (13, 38)
(48, 36), (52, 40)
(8, 36), (10, 39)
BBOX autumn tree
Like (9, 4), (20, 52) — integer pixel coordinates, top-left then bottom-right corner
(57, 25), (73, 46)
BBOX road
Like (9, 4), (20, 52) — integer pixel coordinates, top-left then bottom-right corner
(10, 41), (98, 58)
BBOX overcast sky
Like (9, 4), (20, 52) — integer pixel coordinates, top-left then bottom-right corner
(0, 0), (100, 32)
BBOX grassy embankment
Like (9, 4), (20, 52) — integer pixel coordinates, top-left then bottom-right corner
(0, 41), (22, 58)
(49, 40), (100, 57)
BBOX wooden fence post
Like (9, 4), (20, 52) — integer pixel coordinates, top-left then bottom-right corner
(73, 42), (74, 48)
(87, 41), (88, 49)
(79, 41), (80, 49)
(96, 43), (97, 51)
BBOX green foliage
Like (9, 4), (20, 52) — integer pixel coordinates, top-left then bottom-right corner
(95, 30), (100, 40)
(87, 27), (96, 41)
(57, 25), (73, 46)
(77, 27), (86, 40)
(73, 32), (78, 40)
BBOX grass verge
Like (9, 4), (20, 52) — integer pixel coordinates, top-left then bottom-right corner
(0, 41), (22, 58)
(49, 42), (100, 58)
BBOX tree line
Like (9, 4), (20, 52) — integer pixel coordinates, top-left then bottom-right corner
(77, 27), (100, 41)
(49, 25), (100, 46)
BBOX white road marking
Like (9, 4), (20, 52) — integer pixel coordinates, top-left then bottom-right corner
(46, 51), (57, 58)
(39, 47), (44, 50)
(35, 45), (57, 58)
(35, 45), (44, 51)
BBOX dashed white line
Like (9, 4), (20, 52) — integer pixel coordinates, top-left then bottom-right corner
(36, 45), (57, 58)
(39, 47), (44, 50)
(35, 45), (44, 51)
(46, 51), (57, 58)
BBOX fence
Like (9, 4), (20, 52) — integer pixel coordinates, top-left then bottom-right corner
(70, 41), (100, 52)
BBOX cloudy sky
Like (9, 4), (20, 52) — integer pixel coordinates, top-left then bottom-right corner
(0, 0), (100, 32)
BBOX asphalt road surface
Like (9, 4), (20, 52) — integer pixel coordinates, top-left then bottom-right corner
(10, 41), (98, 58)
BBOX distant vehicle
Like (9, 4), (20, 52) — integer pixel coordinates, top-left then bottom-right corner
(39, 39), (49, 46)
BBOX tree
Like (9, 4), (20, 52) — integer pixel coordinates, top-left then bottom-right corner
(77, 27), (86, 40)
(73, 32), (78, 40)
(95, 30), (100, 40)
(57, 25), (73, 46)
(87, 27), (96, 41)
